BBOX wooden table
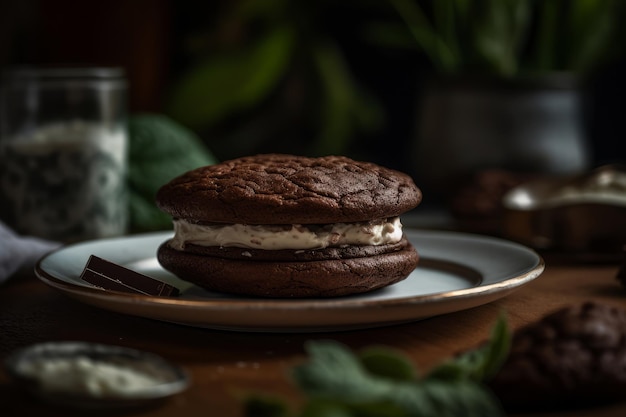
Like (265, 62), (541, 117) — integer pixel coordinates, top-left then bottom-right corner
(1, 245), (625, 417)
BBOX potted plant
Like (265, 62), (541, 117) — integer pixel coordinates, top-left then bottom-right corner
(367, 0), (625, 199)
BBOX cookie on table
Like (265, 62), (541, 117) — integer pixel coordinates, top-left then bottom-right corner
(490, 302), (626, 410)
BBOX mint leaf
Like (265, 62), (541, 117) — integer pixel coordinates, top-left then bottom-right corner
(127, 113), (218, 232)
(255, 317), (510, 417)
(299, 399), (356, 417)
(415, 380), (502, 417)
(292, 340), (505, 417)
(244, 395), (289, 417)
(301, 398), (407, 417)
(292, 341), (396, 401)
(167, 26), (294, 130)
(429, 313), (510, 382)
(358, 346), (417, 382)
(478, 312), (511, 380)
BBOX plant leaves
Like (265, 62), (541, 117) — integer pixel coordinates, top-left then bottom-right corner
(566, 0), (620, 74)
(244, 394), (290, 417)
(358, 346), (417, 382)
(291, 337), (506, 417)
(388, 0), (459, 72)
(292, 341), (396, 401)
(362, 22), (422, 51)
(127, 113), (218, 231)
(470, 0), (531, 76)
(301, 398), (410, 417)
(373, 0), (625, 76)
(428, 313), (510, 382)
(417, 379), (502, 417)
(434, 0), (459, 63)
(167, 25), (295, 130)
(309, 39), (383, 156)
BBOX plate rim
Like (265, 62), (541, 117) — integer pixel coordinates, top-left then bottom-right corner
(34, 229), (545, 313)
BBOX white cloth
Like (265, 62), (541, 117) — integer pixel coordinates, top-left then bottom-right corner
(0, 221), (60, 283)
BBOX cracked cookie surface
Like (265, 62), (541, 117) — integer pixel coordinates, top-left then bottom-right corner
(156, 154), (421, 224)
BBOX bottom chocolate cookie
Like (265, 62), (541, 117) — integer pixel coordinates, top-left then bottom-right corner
(157, 240), (419, 298)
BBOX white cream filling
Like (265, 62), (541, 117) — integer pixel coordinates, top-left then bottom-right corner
(170, 217), (404, 250)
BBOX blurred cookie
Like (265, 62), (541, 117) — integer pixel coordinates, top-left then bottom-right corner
(450, 169), (534, 235)
(490, 302), (626, 410)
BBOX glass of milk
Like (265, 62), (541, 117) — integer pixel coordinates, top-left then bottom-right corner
(0, 67), (128, 242)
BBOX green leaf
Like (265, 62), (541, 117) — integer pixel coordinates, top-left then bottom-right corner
(566, 0), (618, 74)
(345, 401), (408, 417)
(429, 313), (510, 382)
(470, 0), (531, 76)
(361, 22), (422, 51)
(309, 39), (383, 156)
(244, 394), (290, 417)
(433, 0), (459, 64)
(417, 380), (502, 417)
(127, 113), (218, 232)
(480, 312), (512, 380)
(388, 0), (459, 72)
(291, 339), (506, 417)
(358, 346), (417, 382)
(128, 193), (171, 233)
(236, 0), (289, 20)
(533, 0), (561, 71)
(371, 0), (622, 76)
(167, 25), (295, 129)
(301, 398), (408, 417)
(292, 341), (395, 401)
(300, 400), (353, 417)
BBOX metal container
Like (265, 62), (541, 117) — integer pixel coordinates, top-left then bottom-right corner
(502, 165), (626, 258)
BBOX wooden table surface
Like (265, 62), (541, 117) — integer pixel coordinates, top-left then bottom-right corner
(1, 237), (625, 417)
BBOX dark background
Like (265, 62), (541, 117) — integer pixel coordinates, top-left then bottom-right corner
(1, 0), (624, 176)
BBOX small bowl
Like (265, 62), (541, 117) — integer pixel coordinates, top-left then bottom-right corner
(502, 165), (626, 259)
(5, 341), (190, 410)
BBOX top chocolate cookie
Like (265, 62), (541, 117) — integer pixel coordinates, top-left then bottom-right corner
(156, 154), (422, 224)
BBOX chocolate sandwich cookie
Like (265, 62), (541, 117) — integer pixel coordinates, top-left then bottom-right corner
(156, 154), (422, 298)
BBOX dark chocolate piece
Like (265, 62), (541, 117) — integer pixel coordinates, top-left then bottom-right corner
(80, 255), (179, 296)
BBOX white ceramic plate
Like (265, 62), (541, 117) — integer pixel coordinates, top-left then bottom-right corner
(35, 230), (544, 332)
